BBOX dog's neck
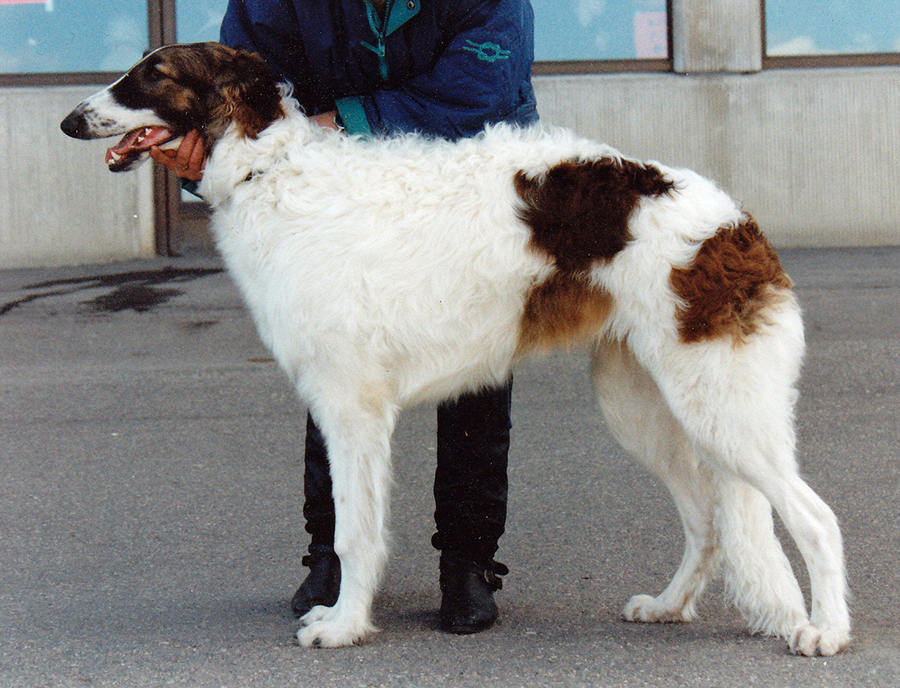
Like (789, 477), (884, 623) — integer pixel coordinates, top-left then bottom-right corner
(199, 98), (322, 207)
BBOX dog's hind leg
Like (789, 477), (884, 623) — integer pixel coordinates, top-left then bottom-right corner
(592, 339), (720, 623)
(728, 452), (849, 655)
(296, 395), (398, 648)
(712, 477), (808, 642)
(652, 335), (850, 655)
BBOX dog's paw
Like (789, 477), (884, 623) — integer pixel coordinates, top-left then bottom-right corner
(622, 594), (695, 623)
(296, 604), (377, 648)
(789, 624), (851, 656)
(299, 604), (331, 627)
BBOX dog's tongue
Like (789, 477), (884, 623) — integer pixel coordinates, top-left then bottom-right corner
(105, 127), (173, 165)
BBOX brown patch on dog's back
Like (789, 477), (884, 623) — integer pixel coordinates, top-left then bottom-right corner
(515, 158), (674, 272)
(670, 217), (793, 344)
(517, 272), (613, 354)
(513, 157), (671, 353)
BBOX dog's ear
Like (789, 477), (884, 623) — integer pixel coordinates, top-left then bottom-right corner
(213, 48), (284, 140)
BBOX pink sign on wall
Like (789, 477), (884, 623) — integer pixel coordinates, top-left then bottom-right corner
(0, 0), (53, 6)
(634, 11), (668, 58)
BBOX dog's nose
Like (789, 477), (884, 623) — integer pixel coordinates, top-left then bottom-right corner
(60, 109), (90, 139)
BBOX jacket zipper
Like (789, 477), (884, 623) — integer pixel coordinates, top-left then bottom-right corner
(361, 0), (395, 81)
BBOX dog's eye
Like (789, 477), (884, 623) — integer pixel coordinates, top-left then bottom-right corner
(146, 63), (177, 83)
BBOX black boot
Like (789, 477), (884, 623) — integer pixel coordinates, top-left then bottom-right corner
(433, 383), (512, 633)
(291, 544), (341, 618)
(292, 415), (341, 618)
(439, 550), (509, 633)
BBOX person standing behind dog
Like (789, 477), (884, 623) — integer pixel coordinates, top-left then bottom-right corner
(151, 0), (538, 634)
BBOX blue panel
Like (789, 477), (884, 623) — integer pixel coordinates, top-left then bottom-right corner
(175, 0), (227, 44)
(532, 0), (668, 61)
(767, 0), (900, 55)
(0, 0), (147, 74)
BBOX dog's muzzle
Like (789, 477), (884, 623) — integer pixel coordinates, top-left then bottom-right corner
(61, 105), (180, 172)
(60, 108), (93, 140)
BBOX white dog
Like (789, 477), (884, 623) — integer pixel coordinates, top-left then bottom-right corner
(61, 43), (850, 655)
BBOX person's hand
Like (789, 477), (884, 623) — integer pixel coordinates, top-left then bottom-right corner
(149, 113), (336, 181)
(149, 129), (206, 180)
(309, 111), (342, 130)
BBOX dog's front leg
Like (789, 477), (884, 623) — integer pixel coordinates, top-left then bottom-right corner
(296, 403), (396, 648)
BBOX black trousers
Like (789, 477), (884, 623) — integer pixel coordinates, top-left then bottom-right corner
(303, 380), (512, 562)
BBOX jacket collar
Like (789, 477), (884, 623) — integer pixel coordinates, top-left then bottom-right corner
(366, 0), (420, 37)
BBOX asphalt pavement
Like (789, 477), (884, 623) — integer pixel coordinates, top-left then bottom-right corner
(1, 247), (898, 687)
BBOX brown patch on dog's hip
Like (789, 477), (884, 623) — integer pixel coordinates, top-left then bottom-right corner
(670, 217), (793, 344)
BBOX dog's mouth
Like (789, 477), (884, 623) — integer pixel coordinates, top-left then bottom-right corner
(105, 127), (182, 172)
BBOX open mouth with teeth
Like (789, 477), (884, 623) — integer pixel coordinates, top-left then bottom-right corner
(105, 127), (183, 172)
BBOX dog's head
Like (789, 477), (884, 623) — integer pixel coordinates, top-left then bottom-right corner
(60, 42), (284, 172)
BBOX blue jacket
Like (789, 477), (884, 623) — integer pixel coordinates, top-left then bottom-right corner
(219, 0), (538, 140)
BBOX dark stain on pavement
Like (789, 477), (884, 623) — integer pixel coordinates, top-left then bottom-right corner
(0, 266), (222, 316)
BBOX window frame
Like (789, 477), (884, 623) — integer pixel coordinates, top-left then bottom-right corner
(532, 0), (674, 75)
(3, 0), (677, 84)
(532, 57), (671, 76)
(4, 0), (900, 85)
(0, 0), (169, 87)
(761, 1), (900, 69)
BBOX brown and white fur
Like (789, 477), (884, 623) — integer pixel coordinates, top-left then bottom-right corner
(61, 43), (850, 655)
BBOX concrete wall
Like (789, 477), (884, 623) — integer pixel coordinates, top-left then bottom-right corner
(532, 0), (899, 249)
(533, 67), (900, 248)
(0, 86), (154, 269)
(0, 0), (898, 268)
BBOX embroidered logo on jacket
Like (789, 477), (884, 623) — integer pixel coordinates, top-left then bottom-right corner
(462, 40), (511, 63)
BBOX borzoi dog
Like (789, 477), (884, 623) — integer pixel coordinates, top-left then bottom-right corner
(61, 42), (850, 655)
